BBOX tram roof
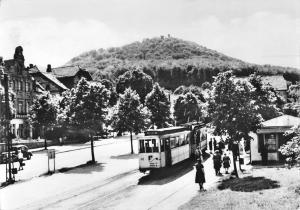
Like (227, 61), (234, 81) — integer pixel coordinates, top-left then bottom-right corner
(144, 126), (188, 136)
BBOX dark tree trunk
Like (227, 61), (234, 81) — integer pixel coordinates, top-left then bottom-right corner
(130, 131), (133, 154)
(90, 135), (95, 163)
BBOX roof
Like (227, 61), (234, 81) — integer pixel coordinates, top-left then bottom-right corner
(4, 59), (15, 68)
(29, 67), (68, 90)
(261, 75), (287, 91)
(51, 65), (87, 78)
(262, 115), (300, 127)
(42, 72), (68, 90)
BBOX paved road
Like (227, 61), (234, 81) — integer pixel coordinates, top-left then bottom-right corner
(1, 136), (235, 210)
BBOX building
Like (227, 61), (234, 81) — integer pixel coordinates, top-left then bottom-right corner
(48, 65), (92, 89)
(29, 64), (68, 95)
(250, 115), (300, 163)
(3, 46), (35, 139)
(261, 75), (288, 101)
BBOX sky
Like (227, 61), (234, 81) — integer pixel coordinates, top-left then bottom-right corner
(0, 0), (300, 69)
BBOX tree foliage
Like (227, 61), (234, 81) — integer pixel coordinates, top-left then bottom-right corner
(111, 88), (149, 134)
(116, 69), (153, 103)
(174, 85), (205, 102)
(278, 125), (300, 164)
(208, 71), (261, 140)
(174, 92), (202, 125)
(145, 83), (171, 128)
(249, 73), (281, 121)
(30, 92), (58, 128)
(66, 78), (110, 133)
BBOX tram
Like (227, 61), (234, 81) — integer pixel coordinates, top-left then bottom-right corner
(138, 124), (207, 172)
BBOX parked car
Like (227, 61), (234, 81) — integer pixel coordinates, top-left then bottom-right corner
(0, 151), (18, 164)
(11, 145), (33, 160)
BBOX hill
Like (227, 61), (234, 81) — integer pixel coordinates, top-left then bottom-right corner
(67, 36), (300, 90)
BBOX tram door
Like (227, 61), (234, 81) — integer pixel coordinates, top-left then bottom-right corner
(165, 139), (172, 166)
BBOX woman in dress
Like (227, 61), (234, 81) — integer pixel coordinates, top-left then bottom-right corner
(195, 159), (206, 191)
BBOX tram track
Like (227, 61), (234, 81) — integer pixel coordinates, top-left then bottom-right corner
(16, 169), (140, 210)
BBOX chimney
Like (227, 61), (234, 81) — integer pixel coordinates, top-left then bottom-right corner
(46, 64), (52, 73)
(0, 57), (3, 65)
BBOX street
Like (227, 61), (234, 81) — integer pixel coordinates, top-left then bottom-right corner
(1, 136), (230, 210)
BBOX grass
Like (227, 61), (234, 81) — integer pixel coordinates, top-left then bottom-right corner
(179, 167), (300, 210)
(218, 176), (280, 192)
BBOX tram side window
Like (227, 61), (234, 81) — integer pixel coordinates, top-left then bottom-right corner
(186, 134), (190, 144)
(152, 139), (159, 152)
(139, 140), (145, 153)
(170, 137), (177, 148)
(179, 135), (185, 146)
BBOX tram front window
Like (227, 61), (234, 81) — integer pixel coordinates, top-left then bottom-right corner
(140, 139), (159, 153)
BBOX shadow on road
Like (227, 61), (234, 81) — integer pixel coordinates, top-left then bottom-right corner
(110, 153), (138, 160)
(56, 162), (106, 174)
(138, 153), (211, 185)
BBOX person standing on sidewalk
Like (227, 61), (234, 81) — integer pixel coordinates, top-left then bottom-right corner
(195, 159), (206, 191)
(18, 150), (24, 170)
(222, 153), (231, 174)
(213, 150), (222, 175)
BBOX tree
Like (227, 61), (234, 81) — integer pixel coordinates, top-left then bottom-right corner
(208, 71), (261, 177)
(30, 92), (58, 149)
(288, 82), (300, 102)
(174, 92), (202, 125)
(145, 83), (171, 128)
(278, 125), (300, 166)
(111, 88), (149, 154)
(249, 73), (281, 121)
(116, 69), (153, 103)
(66, 78), (110, 163)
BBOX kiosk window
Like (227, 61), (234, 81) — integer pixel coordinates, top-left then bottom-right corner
(265, 134), (277, 152)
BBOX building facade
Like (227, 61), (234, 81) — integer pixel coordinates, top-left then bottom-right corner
(3, 46), (35, 139)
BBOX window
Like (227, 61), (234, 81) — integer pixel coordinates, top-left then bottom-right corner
(18, 101), (24, 114)
(13, 80), (16, 90)
(25, 82), (29, 92)
(139, 140), (145, 153)
(20, 81), (23, 91)
(46, 84), (50, 91)
(170, 137), (176, 148)
(265, 134), (277, 152)
(140, 139), (159, 153)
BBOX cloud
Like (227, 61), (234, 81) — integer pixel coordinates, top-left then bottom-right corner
(0, 17), (130, 66)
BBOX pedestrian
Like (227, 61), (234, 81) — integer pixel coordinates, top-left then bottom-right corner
(213, 138), (217, 151)
(195, 159), (206, 191)
(218, 139), (225, 154)
(196, 146), (202, 161)
(18, 149), (24, 170)
(222, 153), (231, 174)
(208, 139), (212, 153)
(213, 150), (222, 175)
